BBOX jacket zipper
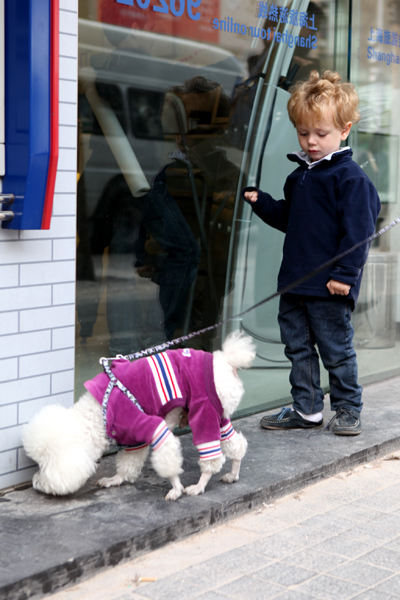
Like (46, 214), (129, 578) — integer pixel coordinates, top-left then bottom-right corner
(300, 169), (307, 186)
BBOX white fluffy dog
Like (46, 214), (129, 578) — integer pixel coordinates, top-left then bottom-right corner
(22, 332), (255, 500)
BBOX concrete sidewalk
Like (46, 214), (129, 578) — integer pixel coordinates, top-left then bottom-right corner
(48, 449), (400, 600)
(1, 376), (400, 600)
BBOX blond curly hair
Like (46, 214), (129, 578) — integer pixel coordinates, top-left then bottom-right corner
(287, 70), (360, 129)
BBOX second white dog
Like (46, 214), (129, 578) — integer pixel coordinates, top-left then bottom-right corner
(22, 331), (255, 500)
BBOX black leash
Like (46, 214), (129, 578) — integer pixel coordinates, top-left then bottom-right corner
(99, 218), (400, 367)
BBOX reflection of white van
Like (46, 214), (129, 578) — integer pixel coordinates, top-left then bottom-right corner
(78, 19), (244, 218)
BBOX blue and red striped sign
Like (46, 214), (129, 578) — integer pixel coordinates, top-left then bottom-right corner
(2, 0), (59, 230)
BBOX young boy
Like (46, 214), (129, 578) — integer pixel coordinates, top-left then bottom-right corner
(243, 70), (381, 436)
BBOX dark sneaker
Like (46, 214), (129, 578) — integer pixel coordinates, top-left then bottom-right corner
(330, 408), (362, 436)
(260, 407), (323, 430)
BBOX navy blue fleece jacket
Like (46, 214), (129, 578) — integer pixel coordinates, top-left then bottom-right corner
(242, 148), (381, 306)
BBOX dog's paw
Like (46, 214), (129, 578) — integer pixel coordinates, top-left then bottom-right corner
(220, 472), (239, 484)
(96, 475), (124, 488)
(184, 484), (205, 496)
(165, 486), (183, 501)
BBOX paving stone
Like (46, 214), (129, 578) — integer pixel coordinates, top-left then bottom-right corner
(327, 504), (384, 525)
(134, 575), (203, 600)
(234, 512), (292, 534)
(253, 561), (317, 586)
(285, 548), (348, 572)
(176, 561), (239, 588)
(372, 573), (400, 597)
(358, 547), (400, 571)
(356, 486), (400, 512)
(215, 575), (284, 599)
(296, 513), (353, 537)
(246, 530), (310, 560)
(205, 547), (273, 574)
(195, 593), (234, 600)
(312, 535), (375, 559)
(295, 573), (366, 599)
(325, 560), (394, 586)
(341, 522), (399, 546)
(273, 592), (319, 600)
(382, 536), (400, 552)
(264, 502), (320, 523)
(371, 513), (400, 534)
(351, 590), (399, 600)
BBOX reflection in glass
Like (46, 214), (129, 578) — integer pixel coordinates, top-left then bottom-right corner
(76, 10), (244, 393)
(76, 0), (400, 416)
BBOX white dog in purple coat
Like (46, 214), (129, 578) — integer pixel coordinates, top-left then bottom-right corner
(22, 332), (255, 500)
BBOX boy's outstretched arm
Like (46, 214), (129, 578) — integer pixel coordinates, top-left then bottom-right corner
(241, 187), (289, 233)
(244, 190), (258, 203)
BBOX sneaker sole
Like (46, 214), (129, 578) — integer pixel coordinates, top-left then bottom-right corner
(333, 429), (362, 436)
(260, 422), (324, 430)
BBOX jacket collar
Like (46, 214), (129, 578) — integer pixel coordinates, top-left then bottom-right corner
(287, 146), (352, 169)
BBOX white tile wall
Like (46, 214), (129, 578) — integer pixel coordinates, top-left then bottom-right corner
(0, 6), (77, 490)
(52, 369), (74, 394)
(59, 124), (78, 147)
(20, 305), (75, 332)
(53, 282), (75, 305)
(60, 0), (78, 11)
(52, 326), (75, 350)
(0, 265), (18, 287)
(60, 35), (77, 59)
(0, 331), (51, 359)
(0, 375), (51, 405)
(0, 450), (17, 476)
(58, 149), (77, 171)
(0, 240), (52, 264)
(19, 348), (75, 378)
(0, 358), (18, 383)
(59, 102), (78, 126)
(20, 261), (75, 286)
(0, 286), (52, 312)
(0, 312), (18, 336)
(52, 194), (76, 216)
(0, 404), (17, 429)
(18, 392), (73, 425)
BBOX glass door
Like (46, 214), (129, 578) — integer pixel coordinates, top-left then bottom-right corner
(348, 0), (400, 385)
(76, 0), (361, 417)
(223, 0), (351, 415)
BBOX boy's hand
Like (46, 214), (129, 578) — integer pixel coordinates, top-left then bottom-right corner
(244, 191), (258, 203)
(326, 279), (351, 296)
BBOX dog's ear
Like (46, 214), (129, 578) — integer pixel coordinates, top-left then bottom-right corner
(22, 404), (97, 495)
(35, 446), (98, 495)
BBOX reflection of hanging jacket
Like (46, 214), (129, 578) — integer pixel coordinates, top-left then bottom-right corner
(85, 348), (237, 460)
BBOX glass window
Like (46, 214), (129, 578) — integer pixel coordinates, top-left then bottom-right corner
(348, 0), (400, 385)
(79, 83), (126, 135)
(77, 0), (397, 417)
(128, 88), (165, 139)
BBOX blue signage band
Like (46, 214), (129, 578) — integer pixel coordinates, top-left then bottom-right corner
(2, 0), (58, 230)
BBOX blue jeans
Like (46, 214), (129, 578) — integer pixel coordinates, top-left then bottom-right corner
(278, 294), (362, 415)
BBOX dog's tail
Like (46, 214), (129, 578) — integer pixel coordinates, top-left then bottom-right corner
(222, 330), (256, 370)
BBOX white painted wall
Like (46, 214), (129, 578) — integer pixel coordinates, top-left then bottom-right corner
(0, 1), (78, 490)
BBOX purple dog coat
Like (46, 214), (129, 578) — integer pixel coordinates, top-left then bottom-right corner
(84, 348), (237, 460)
